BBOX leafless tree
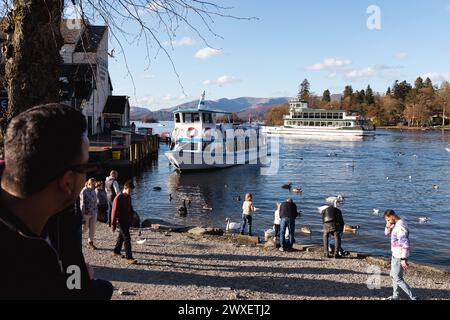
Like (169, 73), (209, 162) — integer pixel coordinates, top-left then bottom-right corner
(0, 0), (255, 146)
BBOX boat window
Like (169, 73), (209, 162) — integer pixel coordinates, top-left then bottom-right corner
(321, 122), (326, 127)
(314, 113), (320, 119)
(327, 113), (332, 118)
(202, 113), (213, 123)
(321, 113), (327, 119)
(338, 113), (343, 119)
(175, 113), (181, 123)
(333, 113), (339, 119)
(193, 113), (200, 122)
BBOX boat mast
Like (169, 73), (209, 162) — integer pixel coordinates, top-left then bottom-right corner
(198, 91), (206, 110)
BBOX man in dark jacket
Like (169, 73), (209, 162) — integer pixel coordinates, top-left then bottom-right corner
(279, 198), (298, 251)
(0, 104), (112, 300)
(111, 181), (137, 264)
(321, 205), (345, 258)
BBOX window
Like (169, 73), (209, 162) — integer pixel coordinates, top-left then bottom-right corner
(333, 113), (339, 119)
(314, 113), (320, 119)
(321, 113), (327, 119)
(202, 113), (212, 123)
(338, 113), (343, 119)
(193, 113), (200, 122)
(175, 113), (181, 123)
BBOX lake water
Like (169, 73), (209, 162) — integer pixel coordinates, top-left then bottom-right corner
(132, 122), (450, 268)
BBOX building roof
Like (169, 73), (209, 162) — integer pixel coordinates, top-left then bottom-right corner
(75, 25), (107, 52)
(103, 96), (129, 114)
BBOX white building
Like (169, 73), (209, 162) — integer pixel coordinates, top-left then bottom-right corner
(60, 19), (129, 135)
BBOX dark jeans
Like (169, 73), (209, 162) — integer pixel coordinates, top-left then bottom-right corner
(114, 223), (133, 259)
(107, 199), (113, 226)
(323, 231), (342, 256)
(240, 215), (252, 236)
(280, 217), (295, 249)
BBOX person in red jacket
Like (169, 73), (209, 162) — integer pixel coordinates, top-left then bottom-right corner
(111, 181), (137, 264)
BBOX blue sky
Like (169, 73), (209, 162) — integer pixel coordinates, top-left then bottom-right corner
(105, 0), (450, 110)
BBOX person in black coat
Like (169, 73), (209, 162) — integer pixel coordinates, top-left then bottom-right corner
(321, 205), (345, 258)
(279, 198), (298, 251)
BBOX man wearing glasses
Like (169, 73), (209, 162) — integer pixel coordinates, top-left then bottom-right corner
(0, 103), (112, 300)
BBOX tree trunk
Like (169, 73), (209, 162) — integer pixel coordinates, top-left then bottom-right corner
(1, 0), (64, 141)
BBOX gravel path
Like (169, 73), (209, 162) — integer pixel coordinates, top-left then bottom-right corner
(83, 223), (450, 300)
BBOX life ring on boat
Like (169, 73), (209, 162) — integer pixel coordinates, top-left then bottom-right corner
(186, 127), (198, 139)
(203, 127), (212, 138)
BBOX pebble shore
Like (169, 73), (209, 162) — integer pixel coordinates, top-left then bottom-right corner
(83, 223), (450, 300)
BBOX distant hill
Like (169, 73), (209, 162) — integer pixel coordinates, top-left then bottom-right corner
(131, 97), (290, 121)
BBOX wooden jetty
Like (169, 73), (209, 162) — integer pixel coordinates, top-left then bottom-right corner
(89, 131), (159, 181)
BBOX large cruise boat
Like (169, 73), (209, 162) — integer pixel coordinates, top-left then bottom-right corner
(264, 98), (375, 137)
(165, 92), (267, 171)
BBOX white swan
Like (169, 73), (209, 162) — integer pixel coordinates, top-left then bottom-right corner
(433, 185), (440, 190)
(373, 208), (380, 216)
(264, 228), (275, 241)
(326, 195), (344, 204)
(225, 218), (241, 233)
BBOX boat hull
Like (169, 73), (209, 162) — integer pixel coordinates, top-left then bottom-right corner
(263, 126), (375, 137)
(165, 148), (262, 171)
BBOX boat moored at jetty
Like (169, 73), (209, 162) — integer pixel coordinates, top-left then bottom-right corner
(263, 98), (375, 137)
(165, 92), (267, 171)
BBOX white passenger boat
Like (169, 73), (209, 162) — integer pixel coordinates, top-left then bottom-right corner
(263, 98), (375, 137)
(165, 92), (267, 171)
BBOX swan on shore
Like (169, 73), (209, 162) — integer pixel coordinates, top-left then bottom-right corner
(225, 218), (241, 233)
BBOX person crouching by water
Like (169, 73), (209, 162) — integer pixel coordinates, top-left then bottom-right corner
(273, 202), (281, 244)
(383, 209), (416, 300)
(80, 178), (98, 250)
(321, 204), (344, 259)
(111, 181), (138, 264)
(95, 181), (108, 223)
(279, 198), (298, 252)
(240, 193), (255, 236)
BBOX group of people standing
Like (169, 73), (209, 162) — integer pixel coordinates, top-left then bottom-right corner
(79, 170), (137, 264)
(239, 193), (416, 300)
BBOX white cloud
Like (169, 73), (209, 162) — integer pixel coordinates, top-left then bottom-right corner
(306, 58), (352, 71)
(163, 37), (195, 48)
(422, 72), (450, 82)
(194, 47), (223, 60)
(395, 52), (408, 60)
(203, 75), (240, 86)
(344, 64), (402, 80)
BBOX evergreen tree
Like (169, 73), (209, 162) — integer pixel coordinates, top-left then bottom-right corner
(424, 77), (434, 92)
(386, 87), (392, 96)
(343, 85), (354, 100)
(298, 79), (310, 100)
(365, 85), (375, 105)
(393, 80), (412, 102)
(322, 89), (331, 102)
(414, 77), (424, 90)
